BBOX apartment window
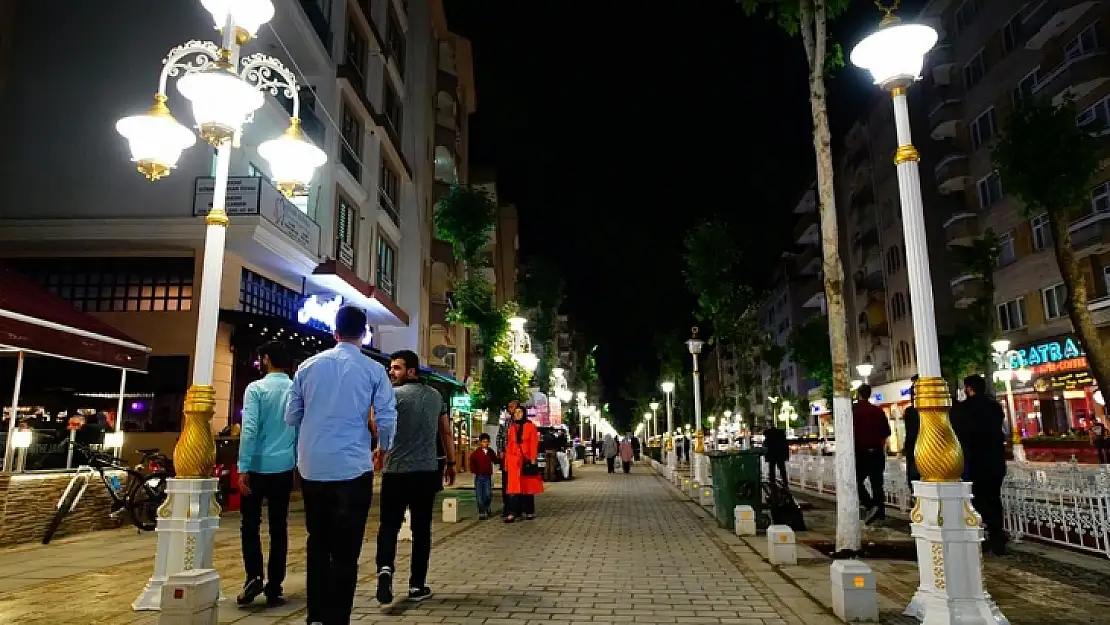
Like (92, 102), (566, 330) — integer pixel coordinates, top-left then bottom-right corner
(336, 197), (357, 268)
(387, 5), (406, 78)
(886, 245), (902, 274)
(891, 292), (907, 321)
(1078, 95), (1110, 132)
(13, 257), (194, 313)
(1031, 214), (1051, 251)
(240, 268), (301, 321)
(379, 157), (400, 225)
(345, 18), (367, 81)
(375, 236), (397, 300)
(897, 341), (912, 367)
(1002, 17), (1020, 54)
(1011, 69), (1039, 109)
(963, 51), (986, 90)
(1092, 181), (1110, 214)
(970, 107), (996, 150)
(1066, 24), (1099, 60)
(340, 103), (362, 181)
(383, 79), (404, 136)
(997, 298), (1027, 332)
(998, 231), (1016, 266)
(1043, 283), (1067, 320)
(954, 0), (979, 36)
(977, 171), (1004, 209)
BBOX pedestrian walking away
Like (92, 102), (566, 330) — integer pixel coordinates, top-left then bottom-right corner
(619, 434), (634, 473)
(762, 421), (789, 492)
(375, 350), (457, 605)
(602, 433), (619, 474)
(285, 306), (397, 625)
(236, 340), (297, 607)
(950, 374), (1008, 555)
(503, 402), (543, 522)
(469, 433), (499, 519)
(853, 384), (891, 525)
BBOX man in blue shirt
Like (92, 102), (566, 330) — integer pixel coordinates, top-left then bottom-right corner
(285, 306), (397, 625)
(237, 340), (297, 607)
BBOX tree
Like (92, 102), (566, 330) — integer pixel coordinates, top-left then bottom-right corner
(741, 0), (858, 554)
(992, 97), (1110, 403)
(518, 258), (565, 393)
(760, 340), (787, 422)
(787, 315), (833, 411)
(942, 231), (1000, 386)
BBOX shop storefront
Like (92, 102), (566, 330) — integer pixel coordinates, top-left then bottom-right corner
(1003, 334), (1103, 437)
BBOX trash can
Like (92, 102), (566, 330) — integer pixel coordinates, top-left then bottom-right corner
(708, 450), (763, 530)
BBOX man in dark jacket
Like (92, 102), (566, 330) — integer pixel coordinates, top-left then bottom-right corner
(903, 376), (921, 493)
(949, 374), (1008, 555)
(762, 421), (789, 491)
(853, 384), (891, 524)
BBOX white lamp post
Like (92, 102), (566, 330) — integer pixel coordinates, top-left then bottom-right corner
(686, 329), (705, 432)
(992, 340), (1032, 459)
(115, 0), (326, 611)
(661, 381), (676, 475)
(852, 5), (1003, 622)
(649, 400), (660, 449)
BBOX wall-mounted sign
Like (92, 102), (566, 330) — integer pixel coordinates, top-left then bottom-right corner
(297, 295), (371, 345)
(194, 176), (321, 256)
(1009, 335), (1084, 369)
(450, 395), (471, 410)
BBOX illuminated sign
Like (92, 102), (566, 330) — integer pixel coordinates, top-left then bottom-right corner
(297, 295), (371, 345)
(1009, 336), (1083, 369)
(450, 395), (471, 410)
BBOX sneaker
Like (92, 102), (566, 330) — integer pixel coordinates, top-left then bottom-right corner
(478, 512), (489, 520)
(265, 595), (286, 607)
(407, 586), (433, 602)
(376, 567), (393, 604)
(236, 576), (263, 605)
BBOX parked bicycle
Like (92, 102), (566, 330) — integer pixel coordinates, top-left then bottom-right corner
(42, 441), (172, 544)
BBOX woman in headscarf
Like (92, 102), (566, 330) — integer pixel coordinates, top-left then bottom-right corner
(602, 434), (619, 474)
(619, 435), (634, 473)
(503, 402), (543, 523)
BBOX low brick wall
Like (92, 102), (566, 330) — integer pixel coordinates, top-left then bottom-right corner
(0, 471), (124, 547)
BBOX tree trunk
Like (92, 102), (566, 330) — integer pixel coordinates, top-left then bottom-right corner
(1047, 210), (1110, 414)
(802, 0), (861, 553)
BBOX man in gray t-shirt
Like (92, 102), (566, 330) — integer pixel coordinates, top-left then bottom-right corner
(374, 350), (456, 605)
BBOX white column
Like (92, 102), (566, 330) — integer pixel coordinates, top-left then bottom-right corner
(190, 143), (232, 387)
(665, 393), (676, 475)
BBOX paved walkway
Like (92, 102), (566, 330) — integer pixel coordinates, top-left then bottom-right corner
(0, 463), (829, 624)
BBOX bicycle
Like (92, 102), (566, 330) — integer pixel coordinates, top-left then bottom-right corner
(42, 442), (172, 544)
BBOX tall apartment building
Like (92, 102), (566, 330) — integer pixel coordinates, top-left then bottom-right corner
(0, 0), (466, 430)
(919, 0), (1110, 434)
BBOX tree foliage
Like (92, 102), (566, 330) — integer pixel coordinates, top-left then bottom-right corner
(518, 258), (565, 393)
(787, 316), (833, 409)
(942, 231), (1000, 384)
(434, 184), (498, 264)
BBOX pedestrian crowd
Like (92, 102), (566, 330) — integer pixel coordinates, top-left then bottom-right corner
(233, 305), (545, 625)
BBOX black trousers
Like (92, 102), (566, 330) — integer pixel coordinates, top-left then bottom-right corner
(301, 471), (374, 625)
(376, 471), (440, 589)
(972, 475), (1006, 548)
(856, 449), (886, 516)
(766, 459), (788, 490)
(505, 493), (535, 516)
(606, 456), (616, 473)
(239, 469), (294, 596)
(500, 469), (509, 516)
(622, 460), (631, 473)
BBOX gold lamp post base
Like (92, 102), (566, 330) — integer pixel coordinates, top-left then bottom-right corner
(175, 384), (218, 478)
(913, 377), (964, 482)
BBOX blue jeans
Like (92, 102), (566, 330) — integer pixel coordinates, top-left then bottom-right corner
(475, 474), (493, 514)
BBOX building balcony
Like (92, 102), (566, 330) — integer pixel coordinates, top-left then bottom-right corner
(1033, 49), (1110, 102)
(928, 91), (963, 140)
(1069, 210), (1110, 259)
(430, 298), (450, 327)
(950, 274), (986, 308)
(797, 278), (825, 310)
(944, 212), (980, 247)
(794, 188), (817, 214)
(795, 244), (820, 276)
(793, 213), (819, 246)
(1025, 1), (1099, 51)
(853, 268), (884, 294)
(934, 153), (970, 194)
(437, 68), (458, 96)
(929, 44), (956, 85)
(432, 238), (455, 266)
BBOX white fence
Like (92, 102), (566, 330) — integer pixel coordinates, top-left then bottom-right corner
(779, 454), (1110, 559)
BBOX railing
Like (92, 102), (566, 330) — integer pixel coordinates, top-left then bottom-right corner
(780, 454), (1110, 558)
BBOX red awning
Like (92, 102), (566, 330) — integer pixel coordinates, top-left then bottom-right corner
(0, 264), (151, 370)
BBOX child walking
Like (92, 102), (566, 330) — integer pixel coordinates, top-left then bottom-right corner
(469, 433), (500, 519)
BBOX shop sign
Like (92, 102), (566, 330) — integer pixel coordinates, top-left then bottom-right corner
(450, 395), (471, 410)
(1009, 335), (1084, 369)
(193, 176), (261, 215)
(297, 295), (371, 345)
(194, 176), (322, 257)
(1037, 370), (1094, 392)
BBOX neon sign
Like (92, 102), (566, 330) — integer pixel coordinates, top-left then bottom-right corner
(297, 295), (371, 345)
(1008, 336), (1083, 369)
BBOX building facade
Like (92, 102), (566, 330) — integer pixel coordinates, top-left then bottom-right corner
(0, 0), (467, 431)
(919, 0), (1110, 434)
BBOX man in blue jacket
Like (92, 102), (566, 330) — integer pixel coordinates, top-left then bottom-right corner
(237, 340), (297, 606)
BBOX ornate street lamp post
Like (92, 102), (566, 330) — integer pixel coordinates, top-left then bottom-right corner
(115, 0), (326, 611)
(660, 381), (675, 476)
(852, 3), (1004, 622)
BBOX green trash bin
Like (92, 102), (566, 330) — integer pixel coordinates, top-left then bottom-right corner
(707, 450), (763, 530)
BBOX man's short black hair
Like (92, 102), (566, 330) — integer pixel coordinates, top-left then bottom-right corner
(964, 374), (987, 395)
(858, 383), (873, 400)
(479, 432), (491, 442)
(258, 340), (291, 370)
(390, 349), (420, 372)
(334, 306), (367, 340)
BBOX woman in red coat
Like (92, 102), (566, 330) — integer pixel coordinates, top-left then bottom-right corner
(503, 404), (543, 523)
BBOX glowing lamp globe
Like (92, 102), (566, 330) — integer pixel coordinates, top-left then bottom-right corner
(650, 401), (660, 411)
(686, 338), (704, 355)
(508, 316), (527, 332)
(850, 18), (938, 89)
(856, 363), (874, 378)
(116, 95), (196, 181)
(1016, 368), (1033, 383)
(660, 381), (675, 394)
(258, 118), (327, 197)
(200, 0), (275, 42)
(514, 352), (539, 373)
(576, 391), (586, 401)
(991, 339), (1011, 354)
(177, 55), (264, 146)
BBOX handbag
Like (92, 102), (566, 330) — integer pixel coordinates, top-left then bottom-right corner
(515, 422), (542, 476)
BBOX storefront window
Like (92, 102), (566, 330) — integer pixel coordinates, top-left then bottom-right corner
(10, 257), (195, 313)
(239, 268), (302, 321)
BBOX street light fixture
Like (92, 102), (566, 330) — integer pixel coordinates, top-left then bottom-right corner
(661, 381), (676, 473)
(116, 0), (327, 611)
(686, 329), (704, 431)
(852, 3), (1000, 621)
(856, 363), (874, 379)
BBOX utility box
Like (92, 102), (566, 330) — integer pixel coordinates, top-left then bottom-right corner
(734, 505), (757, 536)
(159, 569), (219, 625)
(442, 497), (458, 523)
(830, 560), (877, 622)
(767, 525), (797, 565)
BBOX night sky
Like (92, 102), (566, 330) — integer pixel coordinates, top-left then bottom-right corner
(445, 0), (924, 427)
